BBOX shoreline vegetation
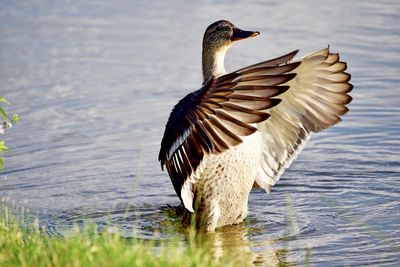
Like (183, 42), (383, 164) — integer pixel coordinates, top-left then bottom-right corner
(0, 96), (20, 170)
(0, 202), (307, 267)
(0, 210), (233, 267)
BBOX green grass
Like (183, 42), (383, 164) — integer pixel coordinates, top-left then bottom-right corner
(0, 211), (231, 267)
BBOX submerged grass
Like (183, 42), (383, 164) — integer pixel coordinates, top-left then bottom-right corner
(0, 211), (229, 267)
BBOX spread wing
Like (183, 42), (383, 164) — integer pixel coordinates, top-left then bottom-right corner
(255, 47), (353, 192)
(159, 50), (300, 211)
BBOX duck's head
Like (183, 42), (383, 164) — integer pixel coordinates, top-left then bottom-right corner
(202, 20), (259, 83)
(203, 20), (260, 49)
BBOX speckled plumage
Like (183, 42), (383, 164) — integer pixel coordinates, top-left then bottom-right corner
(194, 133), (262, 230)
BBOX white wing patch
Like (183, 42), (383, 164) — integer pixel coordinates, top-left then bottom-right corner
(167, 126), (194, 160)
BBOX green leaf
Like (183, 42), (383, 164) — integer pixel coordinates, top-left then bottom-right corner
(0, 140), (9, 153)
(0, 107), (7, 121)
(0, 157), (4, 170)
(12, 114), (20, 123)
(0, 96), (9, 104)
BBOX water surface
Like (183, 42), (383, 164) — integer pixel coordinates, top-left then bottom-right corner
(1, 0), (399, 266)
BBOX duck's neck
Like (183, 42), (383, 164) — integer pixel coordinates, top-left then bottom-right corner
(202, 44), (230, 85)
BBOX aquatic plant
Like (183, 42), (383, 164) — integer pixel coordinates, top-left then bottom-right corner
(0, 96), (19, 170)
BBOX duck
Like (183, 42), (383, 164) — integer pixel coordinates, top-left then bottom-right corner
(159, 20), (352, 231)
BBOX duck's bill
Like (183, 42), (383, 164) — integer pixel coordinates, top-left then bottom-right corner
(231, 28), (260, 41)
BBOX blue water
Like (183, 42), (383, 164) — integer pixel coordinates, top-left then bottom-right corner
(1, 0), (399, 266)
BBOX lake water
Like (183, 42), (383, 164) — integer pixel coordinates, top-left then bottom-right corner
(1, 0), (399, 266)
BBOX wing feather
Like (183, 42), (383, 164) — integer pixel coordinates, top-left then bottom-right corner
(159, 47), (352, 210)
(255, 47), (352, 192)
